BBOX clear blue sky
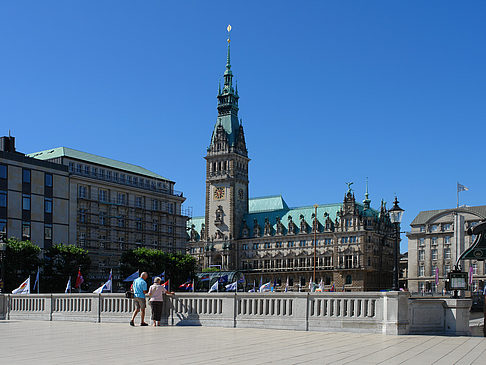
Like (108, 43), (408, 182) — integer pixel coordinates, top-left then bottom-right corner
(1, 1), (485, 252)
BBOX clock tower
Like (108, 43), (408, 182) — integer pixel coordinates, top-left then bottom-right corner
(204, 29), (249, 270)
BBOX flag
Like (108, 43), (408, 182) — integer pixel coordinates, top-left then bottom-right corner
(469, 266), (474, 285)
(123, 270), (139, 282)
(200, 274), (210, 282)
(33, 267), (40, 293)
(435, 267), (439, 286)
(284, 277), (289, 292)
(208, 281), (218, 293)
(259, 276), (262, 290)
(218, 275), (228, 284)
(179, 280), (192, 290)
(152, 271), (165, 281)
(65, 278), (71, 293)
(319, 279), (324, 292)
(75, 269), (84, 289)
(225, 281), (237, 291)
(237, 273), (245, 283)
(331, 284), (335, 292)
(457, 183), (469, 192)
(105, 270), (113, 292)
(162, 280), (169, 290)
(12, 277), (30, 294)
(93, 282), (109, 294)
(259, 282), (271, 292)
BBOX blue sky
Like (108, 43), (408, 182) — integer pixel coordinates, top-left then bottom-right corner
(1, 1), (485, 252)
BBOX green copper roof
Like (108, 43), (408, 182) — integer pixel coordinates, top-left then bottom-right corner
(211, 115), (240, 146)
(28, 147), (172, 181)
(249, 195), (289, 213)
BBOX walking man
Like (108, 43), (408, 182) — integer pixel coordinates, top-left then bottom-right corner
(130, 272), (149, 326)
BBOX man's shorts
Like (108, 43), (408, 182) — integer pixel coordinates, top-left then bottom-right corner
(134, 297), (146, 310)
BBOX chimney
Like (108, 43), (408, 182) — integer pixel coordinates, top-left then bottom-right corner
(0, 136), (16, 152)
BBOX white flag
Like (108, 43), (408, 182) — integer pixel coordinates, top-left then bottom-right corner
(12, 277), (30, 294)
(259, 282), (271, 292)
(208, 281), (218, 293)
(93, 279), (112, 294)
(65, 278), (71, 293)
(225, 281), (237, 291)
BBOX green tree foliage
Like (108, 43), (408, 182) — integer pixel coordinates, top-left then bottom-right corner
(4, 238), (41, 292)
(120, 248), (196, 289)
(202, 267), (222, 273)
(43, 244), (91, 293)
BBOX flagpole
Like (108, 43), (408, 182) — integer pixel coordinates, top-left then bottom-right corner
(457, 182), (459, 208)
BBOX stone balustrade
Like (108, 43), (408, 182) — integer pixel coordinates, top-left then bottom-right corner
(0, 292), (471, 336)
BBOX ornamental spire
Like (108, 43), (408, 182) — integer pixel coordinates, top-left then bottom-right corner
(225, 24), (232, 76)
(363, 177), (371, 209)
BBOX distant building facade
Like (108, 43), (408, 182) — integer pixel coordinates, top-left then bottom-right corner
(28, 147), (187, 282)
(0, 136), (70, 249)
(407, 206), (486, 293)
(187, 38), (398, 291)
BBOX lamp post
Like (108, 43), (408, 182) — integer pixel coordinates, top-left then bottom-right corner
(388, 196), (404, 291)
(313, 204), (318, 286)
(0, 234), (6, 294)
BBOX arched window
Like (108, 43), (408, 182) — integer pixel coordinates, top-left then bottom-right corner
(345, 275), (352, 285)
(325, 276), (331, 285)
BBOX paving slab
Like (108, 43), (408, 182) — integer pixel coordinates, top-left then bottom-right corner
(0, 320), (485, 364)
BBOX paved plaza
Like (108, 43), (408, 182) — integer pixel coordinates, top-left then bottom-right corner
(1, 321), (486, 364)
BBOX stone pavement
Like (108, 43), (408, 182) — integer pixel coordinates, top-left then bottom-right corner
(1, 321), (485, 365)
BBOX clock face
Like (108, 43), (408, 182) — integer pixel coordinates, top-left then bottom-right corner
(214, 187), (225, 200)
(238, 188), (244, 200)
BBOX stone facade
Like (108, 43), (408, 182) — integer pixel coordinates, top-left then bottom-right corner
(187, 39), (398, 291)
(407, 206), (486, 293)
(28, 147), (187, 284)
(0, 136), (70, 250)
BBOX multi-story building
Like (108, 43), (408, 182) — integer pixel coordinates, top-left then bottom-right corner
(0, 136), (70, 249)
(187, 37), (398, 291)
(407, 206), (486, 293)
(28, 147), (188, 282)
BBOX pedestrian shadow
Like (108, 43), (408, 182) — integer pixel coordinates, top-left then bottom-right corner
(168, 295), (202, 326)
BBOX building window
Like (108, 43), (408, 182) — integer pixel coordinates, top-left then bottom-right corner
(419, 226), (425, 232)
(299, 240), (306, 247)
(68, 162), (74, 172)
(0, 164), (7, 179)
(431, 237), (438, 246)
(350, 236), (357, 243)
(22, 169), (31, 183)
(444, 265), (451, 275)
(152, 219), (158, 232)
(419, 238), (425, 246)
(169, 203), (174, 214)
(44, 198), (52, 213)
(324, 238), (332, 245)
(135, 197), (143, 208)
(418, 250), (425, 261)
(79, 209), (86, 223)
(135, 218), (142, 231)
(152, 199), (159, 211)
(133, 177), (138, 186)
(288, 241), (294, 248)
(472, 263), (478, 275)
(76, 164), (82, 173)
(431, 249), (438, 261)
(275, 242), (282, 248)
(341, 237), (349, 244)
(100, 169), (105, 179)
(345, 275), (352, 285)
(0, 190), (6, 207)
(444, 236), (451, 244)
(418, 282), (425, 292)
(44, 224), (52, 240)
(442, 223), (451, 231)
(22, 194), (31, 211)
(252, 243), (259, 250)
(120, 174), (125, 183)
(345, 255), (353, 269)
(22, 221), (31, 239)
(78, 186), (87, 199)
(99, 212), (106, 226)
(127, 176), (132, 185)
(324, 256), (332, 267)
(84, 165), (90, 175)
(0, 218), (6, 234)
(418, 266), (425, 277)
(45, 173), (53, 187)
(431, 225), (438, 232)
(118, 216), (125, 228)
(107, 170), (112, 180)
(99, 190), (108, 202)
(113, 172), (119, 182)
(444, 248), (451, 259)
(242, 244), (248, 250)
(117, 193), (126, 205)
(79, 232), (86, 246)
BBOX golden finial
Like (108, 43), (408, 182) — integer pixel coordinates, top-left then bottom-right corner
(227, 24), (231, 43)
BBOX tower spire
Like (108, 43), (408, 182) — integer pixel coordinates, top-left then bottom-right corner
(363, 177), (371, 209)
(225, 25), (232, 74)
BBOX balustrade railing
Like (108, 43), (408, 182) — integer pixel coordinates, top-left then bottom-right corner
(0, 291), (419, 335)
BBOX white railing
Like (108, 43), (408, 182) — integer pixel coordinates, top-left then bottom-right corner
(0, 292), (471, 335)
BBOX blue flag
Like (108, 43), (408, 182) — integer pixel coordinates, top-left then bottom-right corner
(33, 267), (40, 292)
(123, 270), (139, 282)
(218, 275), (228, 283)
(225, 281), (237, 291)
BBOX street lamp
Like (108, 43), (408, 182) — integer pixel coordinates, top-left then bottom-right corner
(389, 196), (404, 291)
(0, 234), (6, 294)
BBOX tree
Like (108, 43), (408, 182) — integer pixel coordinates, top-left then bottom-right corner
(43, 244), (91, 293)
(121, 248), (196, 289)
(4, 238), (41, 292)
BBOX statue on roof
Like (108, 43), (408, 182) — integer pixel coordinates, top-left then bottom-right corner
(189, 224), (198, 241)
(276, 217), (284, 235)
(346, 182), (354, 194)
(288, 215), (296, 235)
(253, 218), (261, 237)
(264, 217), (272, 236)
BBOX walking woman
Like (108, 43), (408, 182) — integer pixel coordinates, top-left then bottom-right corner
(147, 277), (173, 326)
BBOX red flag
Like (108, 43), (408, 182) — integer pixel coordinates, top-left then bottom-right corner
(162, 280), (169, 290)
(75, 269), (84, 289)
